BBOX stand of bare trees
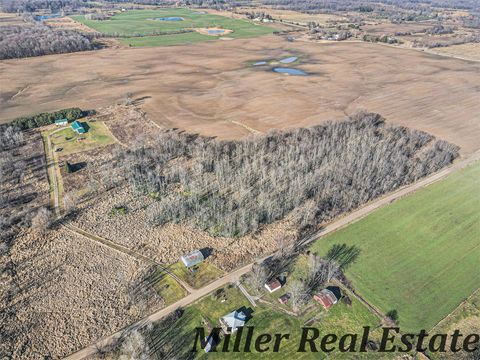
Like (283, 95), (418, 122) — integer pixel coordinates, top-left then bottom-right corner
(0, 24), (97, 59)
(108, 112), (458, 238)
(0, 126), (24, 151)
(412, 32), (480, 48)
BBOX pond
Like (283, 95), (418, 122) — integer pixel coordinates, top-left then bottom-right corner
(154, 17), (184, 21)
(273, 68), (307, 76)
(279, 56), (298, 64)
(253, 61), (267, 66)
(35, 13), (61, 21)
(207, 29), (226, 35)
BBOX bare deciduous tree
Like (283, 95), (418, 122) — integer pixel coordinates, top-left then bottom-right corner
(31, 207), (52, 233)
(289, 280), (309, 312)
(105, 113), (458, 238)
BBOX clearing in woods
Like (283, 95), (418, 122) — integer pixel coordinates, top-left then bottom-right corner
(72, 9), (274, 46)
(310, 162), (480, 332)
(47, 121), (116, 155)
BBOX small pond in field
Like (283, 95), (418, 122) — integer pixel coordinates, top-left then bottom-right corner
(154, 17), (184, 21)
(35, 13), (61, 21)
(279, 56), (298, 64)
(273, 67), (307, 76)
(207, 29), (226, 35)
(253, 61), (267, 66)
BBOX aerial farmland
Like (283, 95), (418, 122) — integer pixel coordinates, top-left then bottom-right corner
(0, 1), (479, 359)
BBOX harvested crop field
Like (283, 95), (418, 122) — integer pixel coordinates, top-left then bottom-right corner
(0, 227), (164, 359)
(428, 42), (480, 61)
(1, 37), (480, 154)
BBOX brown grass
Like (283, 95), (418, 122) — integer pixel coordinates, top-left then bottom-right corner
(1, 36), (479, 155)
(70, 185), (297, 271)
(0, 12), (27, 26)
(427, 42), (480, 61)
(0, 227), (162, 359)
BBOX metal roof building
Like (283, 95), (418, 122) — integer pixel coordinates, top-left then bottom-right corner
(313, 289), (338, 310)
(219, 310), (247, 334)
(180, 250), (204, 268)
(55, 118), (68, 126)
(71, 120), (86, 134)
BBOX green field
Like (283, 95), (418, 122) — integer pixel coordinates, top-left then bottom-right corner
(47, 121), (116, 155)
(310, 162), (480, 332)
(146, 285), (391, 359)
(154, 268), (188, 306)
(72, 9), (274, 46)
(169, 261), (224, 289)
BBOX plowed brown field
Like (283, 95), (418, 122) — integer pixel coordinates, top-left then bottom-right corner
(1, 36), (479, 153)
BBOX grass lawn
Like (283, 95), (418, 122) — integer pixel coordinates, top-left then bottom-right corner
(169, 261), (224, 289)
(310, 162), (480, 332)
(154, 268), (188, 306)
(146, 285), (390, 359)
(48, 121), (116, 155)
(72, 8), (274, 46)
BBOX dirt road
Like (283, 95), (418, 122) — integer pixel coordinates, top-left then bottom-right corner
(63, 151), (480, 360)
(43, 127), (63, 214)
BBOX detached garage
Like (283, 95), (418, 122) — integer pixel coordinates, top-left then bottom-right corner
(180, 250), (204, 268)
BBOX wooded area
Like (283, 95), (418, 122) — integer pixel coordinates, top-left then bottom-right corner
(0, 25), (96, 59)
(4, 107), (86, 130)
(104, 113), (458, 238)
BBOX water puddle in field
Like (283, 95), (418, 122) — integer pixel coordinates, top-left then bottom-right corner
(207, 29), (226, 35)
(35, 13), (61, 21)
(253, 61), (267, 66)
(279, 56), (298, 64)
(273, 68), (307, 76)
(154, 17), (184, 21)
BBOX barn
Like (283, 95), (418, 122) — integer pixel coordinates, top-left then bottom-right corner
(313, 289), (338, 310)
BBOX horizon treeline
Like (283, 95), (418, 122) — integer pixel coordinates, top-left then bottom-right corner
(0, 25), (97, 60)
(106, 112), (458, 238)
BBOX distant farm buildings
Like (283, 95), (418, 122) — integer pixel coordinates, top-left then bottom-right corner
(313, 289), (338, 310)
(71, 120), (86, 134)
(55, 118), (68, 126)
(180, 250), (204, 268)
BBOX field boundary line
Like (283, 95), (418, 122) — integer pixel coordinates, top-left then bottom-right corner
(429, 287), (480, 333)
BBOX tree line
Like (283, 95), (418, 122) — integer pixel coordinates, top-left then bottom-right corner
(412, 32), (480, 48)
(106, 112), (458, 238)
(0, 24), (98, 59)
(3, 107), (86, 130)
(0, 0), (86, 12)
